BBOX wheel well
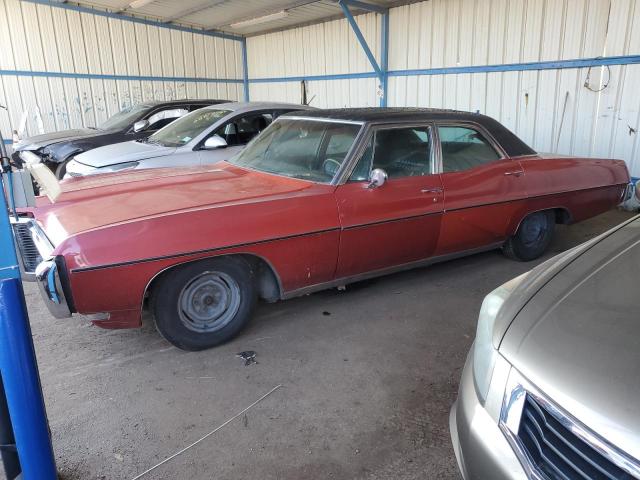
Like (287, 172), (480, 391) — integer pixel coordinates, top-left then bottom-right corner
(553, 208), (572, 224)
(144, 254), (282, 306)
(511, 207), (572, 237)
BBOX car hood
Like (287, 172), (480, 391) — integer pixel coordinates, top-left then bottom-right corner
(14, 128), (103, 150)
(74, 141), (176, 167)
(32, 163), (317, 244)
(500, 215), (640, 460)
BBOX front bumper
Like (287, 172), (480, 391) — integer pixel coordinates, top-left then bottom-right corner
(450, 352), (527, 480)
(34, 259), (72, 319)
(9, 217), (72, 318)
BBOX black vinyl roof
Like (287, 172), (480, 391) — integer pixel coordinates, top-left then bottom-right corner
(285, 107), (536, 157)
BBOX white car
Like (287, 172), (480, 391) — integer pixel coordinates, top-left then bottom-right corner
(64, 102), (312, 177)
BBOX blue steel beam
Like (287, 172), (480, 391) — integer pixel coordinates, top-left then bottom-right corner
(241, 38), (250, 101)
(338, 0), (383, 81)
(23, 0), (244, 42)
(0, 69), (243, 84)
(340, 0), (388, 15)
(246, 55), (640, 83)
(380, 11), (389, 107)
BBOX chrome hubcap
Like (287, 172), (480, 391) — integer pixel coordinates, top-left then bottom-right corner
(178, 272), (241, 333)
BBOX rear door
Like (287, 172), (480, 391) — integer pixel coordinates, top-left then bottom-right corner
(334, 124), (444, 278)
(434, 124), (527, 255)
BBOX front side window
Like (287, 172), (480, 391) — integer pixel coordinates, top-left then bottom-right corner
(149, 108), (231, 147)
(228, 118), (361, 183)
(438, 126), (501, 173)
(349, 126), (432, 181)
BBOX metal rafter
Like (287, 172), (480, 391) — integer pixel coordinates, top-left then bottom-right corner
(163, 0), (228, 23)
(206, 0), (320, 30)
(339, 0), (387, 14)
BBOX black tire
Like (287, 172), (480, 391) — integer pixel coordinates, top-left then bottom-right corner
(54, 161), (68, 180)
(503, 210), (555, 261)
(151, 257), (257, 351)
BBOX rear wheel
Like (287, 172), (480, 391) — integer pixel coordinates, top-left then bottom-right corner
(503, 211), (555, 261)
(151, 257), (257, 351)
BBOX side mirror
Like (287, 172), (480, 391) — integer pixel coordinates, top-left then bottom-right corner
(202, 135), (228, 150)
(133, 120), (149, 133)
(367, 168), (388, 189)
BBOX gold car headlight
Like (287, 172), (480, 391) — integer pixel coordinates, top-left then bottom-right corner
(473, 272), (528, 403)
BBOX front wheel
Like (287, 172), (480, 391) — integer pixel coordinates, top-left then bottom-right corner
(151, 257), (257, 351)
(503, 211), (555, 261)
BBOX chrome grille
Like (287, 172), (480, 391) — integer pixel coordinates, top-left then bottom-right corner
(518, 395), (635, 480)
(11, 222), (42, 273)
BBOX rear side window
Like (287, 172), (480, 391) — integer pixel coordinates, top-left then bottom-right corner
(438, 126), (501, 173)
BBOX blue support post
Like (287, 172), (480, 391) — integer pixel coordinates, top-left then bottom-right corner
(380, 11), (389, 107)
(241, 37), (250, 102)
(0, 174), (57, 478)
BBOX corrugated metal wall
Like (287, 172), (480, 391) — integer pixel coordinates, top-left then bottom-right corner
(247, 12), (381, 108)
(246, 0), (640, 177)
(0, 0), (243, 142)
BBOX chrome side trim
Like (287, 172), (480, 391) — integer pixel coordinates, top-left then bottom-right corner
(499, 370), (640, 480)
(282, 241), (504, 299)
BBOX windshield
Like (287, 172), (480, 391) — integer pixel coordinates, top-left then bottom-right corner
(99, 103), (152, 131)
(228, 118), (361, 183)
(149, 108), (231, 147)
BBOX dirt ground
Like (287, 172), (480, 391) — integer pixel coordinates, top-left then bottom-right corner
(13, 209), (635, 479)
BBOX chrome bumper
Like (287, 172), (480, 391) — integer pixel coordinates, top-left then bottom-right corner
(34, 259), (72, 319)
(9, 217), (72, 318)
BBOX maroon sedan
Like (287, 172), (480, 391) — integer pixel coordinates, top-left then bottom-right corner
(12, 109), (630, 350)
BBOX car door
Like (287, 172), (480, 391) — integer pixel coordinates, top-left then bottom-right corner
(198, 111), (274, 164)
(434, 123), (527, 255)
(334, 124), (445, 279)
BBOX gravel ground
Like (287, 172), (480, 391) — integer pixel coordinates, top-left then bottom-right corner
(6, 209), (634, 480)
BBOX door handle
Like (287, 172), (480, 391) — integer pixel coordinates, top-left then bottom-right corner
(504, 170), (524, 177)
(421, 187), (443, 194)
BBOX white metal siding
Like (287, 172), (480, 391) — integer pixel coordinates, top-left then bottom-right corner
(247, 0), (640, 177)
(0, 0), (243, 141)
(247, 12), (382, 107)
